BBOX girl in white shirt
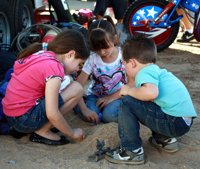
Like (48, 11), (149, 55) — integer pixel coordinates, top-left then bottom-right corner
(74, 15), (126, 123)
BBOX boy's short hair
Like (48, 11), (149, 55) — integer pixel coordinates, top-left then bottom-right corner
(122, 34), (157, 64)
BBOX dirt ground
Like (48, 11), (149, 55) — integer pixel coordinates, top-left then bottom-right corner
(0, 35), (200, 169)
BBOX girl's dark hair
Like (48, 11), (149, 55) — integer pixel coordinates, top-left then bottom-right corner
(87, 15), (120, 51)
(17, 29), (90, 60)
(122, 34), (157, 64)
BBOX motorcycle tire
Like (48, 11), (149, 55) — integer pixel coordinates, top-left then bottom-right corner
(0, 0), (15, 47)
(123, 0), (180, 51)
(7, 0), (35, 35)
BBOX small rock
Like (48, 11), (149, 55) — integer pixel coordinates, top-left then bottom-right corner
(8, 160), (16, 164)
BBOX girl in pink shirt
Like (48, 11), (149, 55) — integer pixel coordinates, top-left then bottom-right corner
(2, 29), (90, 145)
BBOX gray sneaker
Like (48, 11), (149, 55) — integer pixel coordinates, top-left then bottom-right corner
(149, 136), (178, 153)
(105, 147), (145, 165)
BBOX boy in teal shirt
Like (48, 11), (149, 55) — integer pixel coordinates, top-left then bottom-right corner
(105, 34), (197, 165)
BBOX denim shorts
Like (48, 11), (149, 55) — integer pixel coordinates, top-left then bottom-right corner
(6, 94), (64, 133)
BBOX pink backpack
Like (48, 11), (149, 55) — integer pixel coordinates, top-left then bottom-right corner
(78, 9), (94, 19)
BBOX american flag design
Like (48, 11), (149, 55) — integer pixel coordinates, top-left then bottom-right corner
(130, 6), (167, 27)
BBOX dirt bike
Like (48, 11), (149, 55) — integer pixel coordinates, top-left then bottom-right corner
(123, 0), (200, 51)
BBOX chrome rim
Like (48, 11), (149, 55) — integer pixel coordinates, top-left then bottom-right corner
(0, 11), (11, 45)
(22, 5), (32, 29)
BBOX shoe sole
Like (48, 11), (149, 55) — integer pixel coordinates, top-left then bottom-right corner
(176, 37), (195, 43)
(149, 137), (178, 153)
(151, 144), (178, 153)
(176, 40), (193, 43)
(105, 155), (145, 165)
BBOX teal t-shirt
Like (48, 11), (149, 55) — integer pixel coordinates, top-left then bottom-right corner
(135, 64), (197, 118)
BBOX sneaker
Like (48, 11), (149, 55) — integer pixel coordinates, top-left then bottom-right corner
(177, 31), (194, 42)
(105, 146), (145, 165)
(148, 136), (178, 153)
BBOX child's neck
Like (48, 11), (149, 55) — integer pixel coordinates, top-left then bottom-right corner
(101, 46), (119, 63)
(133, 62), (154, 79)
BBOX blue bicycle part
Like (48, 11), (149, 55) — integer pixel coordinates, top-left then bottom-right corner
(180, 0), (200, 13)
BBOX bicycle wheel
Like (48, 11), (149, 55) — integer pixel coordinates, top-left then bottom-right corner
(194, 10), (200, 41)
(123, 0), (180, 51)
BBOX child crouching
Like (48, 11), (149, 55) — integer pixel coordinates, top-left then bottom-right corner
(105, 34), (197, 164)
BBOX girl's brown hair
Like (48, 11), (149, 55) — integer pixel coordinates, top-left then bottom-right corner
(17, 29), (90, 60)
(87, 15), (120, 52)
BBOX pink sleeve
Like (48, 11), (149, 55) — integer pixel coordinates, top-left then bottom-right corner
(43, 60), (65, 83)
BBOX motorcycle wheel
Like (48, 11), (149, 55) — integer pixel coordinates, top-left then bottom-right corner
(8, 0), (35, 35)
(123, 0), (180, 51)
(0, 0), (15, 47)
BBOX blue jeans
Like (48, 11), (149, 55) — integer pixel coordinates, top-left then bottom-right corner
(6, 94), (64, 133)
(118, 96), (192, 150)
(74, 95), (122, 123)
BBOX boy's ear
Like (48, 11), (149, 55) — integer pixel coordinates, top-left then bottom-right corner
(129, 58), (136, 68)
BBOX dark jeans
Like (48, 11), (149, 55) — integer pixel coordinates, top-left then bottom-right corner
(118, 96), (192, 150)
(93, 0), (127, 20)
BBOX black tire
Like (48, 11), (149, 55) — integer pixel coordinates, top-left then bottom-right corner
(48, 0), (72, 22)
(128, 0), (135, 5)
(0, 0), (15, 47)
(7, 0), (35, 35)
(123, 0), (180, 51)
(194, 11), (200, 41)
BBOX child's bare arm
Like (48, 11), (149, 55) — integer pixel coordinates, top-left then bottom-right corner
(45, 78), (85, 139)
(77, 71), (99, 123)
(77, 98), (99, 123)
(77, 71), (89, 87)
(120, 83), (159, 101)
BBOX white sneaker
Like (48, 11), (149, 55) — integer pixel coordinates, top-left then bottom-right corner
(105, 146), (145, 165)
(149, 136), (178, 153)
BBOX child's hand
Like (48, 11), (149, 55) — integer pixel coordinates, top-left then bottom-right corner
(119, 85), (131, 97)
(96, 96), (114, 109)
(83, 109), (99, 124)
(71, 128), (85, 140)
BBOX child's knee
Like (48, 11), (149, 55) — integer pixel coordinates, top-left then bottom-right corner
(71, 81), (84, 96)
(102, 111), (118, 123)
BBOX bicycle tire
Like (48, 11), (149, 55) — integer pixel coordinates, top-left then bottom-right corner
(194, 9), (200, 41)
